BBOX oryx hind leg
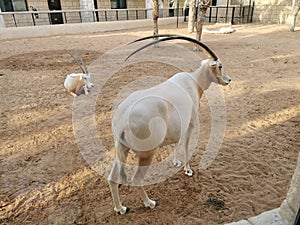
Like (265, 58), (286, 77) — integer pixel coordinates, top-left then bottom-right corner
(108, 140), (130, 214)
(132, 151), (156, 209)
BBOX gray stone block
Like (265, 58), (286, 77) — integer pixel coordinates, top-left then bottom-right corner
(248, 208), (288, 225)
(280, 199), (296, 224)
(285, 153), (300, 213)
(224, 220), (252, 225)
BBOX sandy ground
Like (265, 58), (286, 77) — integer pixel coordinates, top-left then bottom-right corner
(0, 23), (299, 225)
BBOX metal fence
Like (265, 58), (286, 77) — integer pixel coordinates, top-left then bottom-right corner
(0, 4), (254, 28)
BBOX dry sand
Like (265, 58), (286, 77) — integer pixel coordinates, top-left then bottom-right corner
(0, 23), (299, 224)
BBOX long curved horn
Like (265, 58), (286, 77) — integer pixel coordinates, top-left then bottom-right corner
(67, 50), (86, 74)
(75, 50), (89, 74)
(125, 35), (218, 61)
(128, 34), (178, 45)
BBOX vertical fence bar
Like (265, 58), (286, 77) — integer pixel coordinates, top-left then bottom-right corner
(209, 7), (212, 22)
(215, 7), (218, 23)
(176, 2), (179, 28)
(136, 10), (138, 19)
(79, 11), (82, 22)
(126, 10), (129, 20)
(48, 12), (51, 25)
(239, 4), (242, 23)
(225, 0), (229, 23)
(247, 0), (252, 22)
(64, 12), (68, 23)
(250, 1), (255, 22)
(105, 11), (107, 21)
(116, 10), (118, 20)
(12, 14), (17, 27)
(31, 13), (36, 26)
(231, 6), (235, 24)
(92, 10), (95, 22)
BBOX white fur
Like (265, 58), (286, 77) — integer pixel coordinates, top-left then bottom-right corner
(108, 58), (231, 214)
(64, 73), (94, 96)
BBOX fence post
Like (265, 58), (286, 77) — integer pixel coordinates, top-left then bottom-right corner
(231, 6), (235, 24)
(250, 1), (255, 23)
(12, 14), (17, 27)
(48, 12), (51, 25)
(239, 4), (242, 23)
(247, 0), (252, 22)
(63, 12), (68, 23)
(225, 0), (229, 23)
(92, 10), (96, 22)
(31, 13), (36, 26)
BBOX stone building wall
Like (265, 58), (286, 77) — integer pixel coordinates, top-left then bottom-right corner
(252, 0), (297, 24)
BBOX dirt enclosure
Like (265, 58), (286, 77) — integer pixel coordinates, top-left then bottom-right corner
(0, 24), (299, 224)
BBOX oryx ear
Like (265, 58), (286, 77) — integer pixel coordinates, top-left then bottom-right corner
(209, 61), (217, 68)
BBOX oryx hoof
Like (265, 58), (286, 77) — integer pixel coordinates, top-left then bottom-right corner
(144, 199), (156, 209)
(173, 160), (182, 168)
(185, 169), (193, 177)
(115, 206), (130, 215)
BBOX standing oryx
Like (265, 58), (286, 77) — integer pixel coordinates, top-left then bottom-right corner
(64, 51), (94, 97)
(108, 35), (231, 214)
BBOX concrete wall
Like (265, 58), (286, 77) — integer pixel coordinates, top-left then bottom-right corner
(253, 0), (299, 24)
(279, 151), (300, 224)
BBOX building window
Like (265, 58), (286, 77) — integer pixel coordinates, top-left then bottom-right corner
(111, 0), (127, 9)
(0, 0), (28, 12)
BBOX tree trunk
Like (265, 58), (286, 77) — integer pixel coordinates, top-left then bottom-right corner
(290, 0), (300, 32)
(188, 0), (196, 33)
(195, 0), (210, 41)
(153, 0), (159, 36)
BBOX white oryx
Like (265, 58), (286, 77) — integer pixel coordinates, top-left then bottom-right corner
(108, 35), (231, 214)
(64, 51), (94, 97)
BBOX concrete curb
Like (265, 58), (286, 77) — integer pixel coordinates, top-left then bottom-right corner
(225, 208), (289, 225)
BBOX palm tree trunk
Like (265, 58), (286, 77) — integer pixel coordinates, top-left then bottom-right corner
(188, 0), (196, 33)
(195, 0), (210, 41)
(290, 0), (300, 32)
(153, 0), (159, 36)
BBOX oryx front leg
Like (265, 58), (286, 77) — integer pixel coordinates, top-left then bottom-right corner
(173, 144), (182, 168)
(184, 163), (193, 177)
(83, 85), (89, 95)
(183, 122), (194, 177)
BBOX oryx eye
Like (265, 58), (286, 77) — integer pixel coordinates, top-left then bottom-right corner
(219, 65), (222, 69)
